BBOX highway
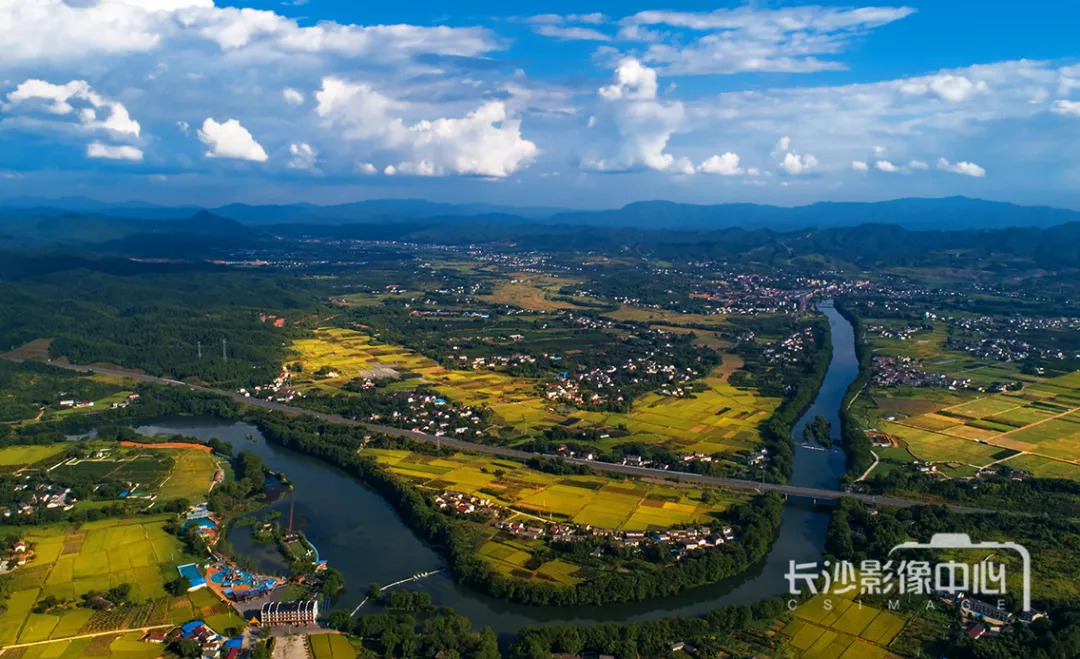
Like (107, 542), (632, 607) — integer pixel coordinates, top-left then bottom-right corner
(22, 359), (1005, 515)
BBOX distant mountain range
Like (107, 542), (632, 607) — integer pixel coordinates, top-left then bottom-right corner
(2, 195), (1080, 232)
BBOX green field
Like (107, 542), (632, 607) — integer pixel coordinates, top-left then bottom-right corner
(0, 516), (231, 645)
(0, 444), (70, 467)
(309, 634), (357, 659)
(863, 366), (1080, 477)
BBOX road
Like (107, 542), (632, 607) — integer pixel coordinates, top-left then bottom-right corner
(22, 359), (1005, 515)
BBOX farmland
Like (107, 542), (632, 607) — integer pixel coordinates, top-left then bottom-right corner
(308, 633), (357, 659)
(780, 593), (909, 658)
(46, 444), (221, 502)
(0, 445), (69, 468)
(367, 448), (740, 528)
(0, 517), (244, 646)
(866, 370), (1080, 481)
(287, 327), (779, 464)
(366, 447), (743, 584)
(852, 312), (1080, 482)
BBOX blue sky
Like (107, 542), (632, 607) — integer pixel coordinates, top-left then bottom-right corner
(1, 0), (1079, 209)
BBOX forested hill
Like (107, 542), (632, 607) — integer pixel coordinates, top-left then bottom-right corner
(4, 195), (1080, 231)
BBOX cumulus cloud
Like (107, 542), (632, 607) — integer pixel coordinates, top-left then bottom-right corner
(283, 88), (305, 105)
(875, 159), (899, 172)
(5, 79), (140, 137)
(620, 5), (915, 75)
(287, 142), (317, 170)
(1051, 99), (1080, 117)
(698, 152), (743, 175)
(937, 157), (986, 177)
(900, 73), (987, 102)
(87, 142), (144, 161)
(197, 118), (269, 161)
(584, 58), (694, 174)
(357, 162), (377, 175)
(852, 160), (869, 171)
(772, 136), (818, 175)
(315, 77), (537, 177)
(908, 159), (929, 169)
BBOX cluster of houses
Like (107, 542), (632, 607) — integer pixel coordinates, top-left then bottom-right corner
(2, 479), (78, 517)
(153, 620), (243, 659)
(108, 392), (140, 409)
(543, 357), (702, 409)
(0, 539), (33, 573)
(495, 518), (737, 559)
(865, 323), (925, 341)
(871, 355), (972, 390)
(363, 391), (486, 437)
(434, 491), (501, 517)
(950, 335), (1074, 363)
(937, 592), (1046, 641)
(239, 367), (301, 404)
(757, 326), (817, 366)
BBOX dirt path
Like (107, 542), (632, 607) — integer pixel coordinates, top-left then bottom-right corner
(0, 625), (172, 651)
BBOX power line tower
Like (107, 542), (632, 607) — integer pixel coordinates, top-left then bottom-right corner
(221, 338), (227, 362)
(197, 341), (202, 360)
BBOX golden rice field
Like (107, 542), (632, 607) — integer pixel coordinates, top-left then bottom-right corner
(878, 370), (1080, 481)
(289, 327), (537, 408)
(782, 593), (908, 658)
(290, 328), (779, 459)
(366, 448), (741, 531)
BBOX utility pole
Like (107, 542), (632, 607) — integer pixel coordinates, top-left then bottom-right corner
(222, 338), (227, 362)
(197, 341), (202, 360)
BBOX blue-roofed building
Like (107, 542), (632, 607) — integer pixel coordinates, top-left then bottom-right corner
(178, 563), (207, 591)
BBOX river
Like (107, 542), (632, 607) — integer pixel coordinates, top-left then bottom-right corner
(133, 301), (857, 641)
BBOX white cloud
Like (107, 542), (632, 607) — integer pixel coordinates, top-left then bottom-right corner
(87, 142), (144, 161)
(584, 58), (694, 174)
(528, 12), (608, 25)
(315, 77), (537, 177)
(874, 159), (899, 172)
(5, 79), (140, 137)
(852, 160), (869, 171)
(698, 152), (743, 175)
(357, 162), (377, 175)
(283, 88), (305, 106)
(937, 157), (986, 177)
(780, 152), (818, 175)
(621, 5), (915, 75)
(900, 73), (987, 102)
(534, 25), (611, 41)
(1051, 99), (1080, 118)
(197, 118), (269, 162)
(908, 159), (929, 170)
(773, 136), (817, 175)
(287, 142), (317, 169)
(0, 0), (500, 64)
